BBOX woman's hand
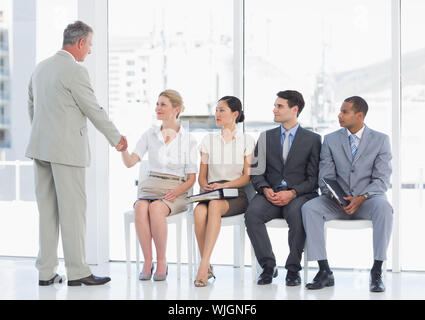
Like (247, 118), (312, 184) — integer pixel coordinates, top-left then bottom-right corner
(208, 183), (226, 190)
(200, 183), (214, 192)
(164, 189), (178, 203)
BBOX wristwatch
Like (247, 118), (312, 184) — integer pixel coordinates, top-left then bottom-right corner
(362, 192), (370, 200)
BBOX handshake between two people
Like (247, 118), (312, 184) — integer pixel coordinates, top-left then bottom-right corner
(115, 136), (128, 152)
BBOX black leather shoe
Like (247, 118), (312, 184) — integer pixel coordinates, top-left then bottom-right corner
(68, 274), (111, 286)
(285, 271), (301, 286)
(257, 266), (278, 285)
(306, 270), (334, 290)
(39, 274), (64, 286)
(370, 271), (385, 292)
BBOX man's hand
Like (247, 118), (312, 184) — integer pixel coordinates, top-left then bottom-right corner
(263, 187), (276, 203)
(342, 195), (366, 215)
(269, 190), (295, 206)
(116, 136), (128, 152)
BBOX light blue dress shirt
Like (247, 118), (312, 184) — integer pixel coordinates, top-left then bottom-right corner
(280, 123), (299, 187)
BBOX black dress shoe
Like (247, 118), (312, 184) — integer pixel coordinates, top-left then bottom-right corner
(257, 266), (278, 285)
(39, 274), (64, 286)
(285, 271), (301, 286)
(306, 270), (334, 290)
(370, 271), (385, 292)
(68, 274), (111, 286)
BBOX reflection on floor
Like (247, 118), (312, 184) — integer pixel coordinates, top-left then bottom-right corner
(1, 257), (425, 300)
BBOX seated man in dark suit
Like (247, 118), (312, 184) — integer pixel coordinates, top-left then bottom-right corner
(246, 90), (321, 286)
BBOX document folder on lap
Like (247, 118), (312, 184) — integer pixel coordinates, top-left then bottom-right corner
(187, 188), (239, 203)
(321, 178), (350, 207)
(138, 195), (165, 201)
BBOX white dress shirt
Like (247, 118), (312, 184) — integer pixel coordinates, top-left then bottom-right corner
(133, 126), (198, 177)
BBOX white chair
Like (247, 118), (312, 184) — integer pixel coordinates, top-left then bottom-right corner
(124, 161), (192, 280)
(190, 183), (257, 276)
(323, 219), (387, 276)
(250, 218), (309, 283)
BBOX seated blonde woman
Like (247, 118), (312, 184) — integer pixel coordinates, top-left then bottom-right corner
(194, 96), (255, 287)
(121, 89), (197, 281)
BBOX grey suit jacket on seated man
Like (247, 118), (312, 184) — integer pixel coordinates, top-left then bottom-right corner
(302, 125), (393, 263)
(246, 125), (321, 274)
(26, 21), (126, 286)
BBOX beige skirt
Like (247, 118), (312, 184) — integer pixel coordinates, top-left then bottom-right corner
(135, 172), (188, 216)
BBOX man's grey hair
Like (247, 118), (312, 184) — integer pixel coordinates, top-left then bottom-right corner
(63, 21), (93, 46)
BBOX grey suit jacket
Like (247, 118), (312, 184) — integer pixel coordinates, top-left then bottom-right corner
(319, 126), (392, 198)
(26, 50), (121, 167)
(250, 125), (322, 197)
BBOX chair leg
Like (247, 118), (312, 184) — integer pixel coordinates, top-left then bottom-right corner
(186, 213), (193, 280)
(176, 220), (182, 280)
(251, 245), (257, 282)
(239, 223), (245, 271)
(383, 260), (387, 279)
(303, 245), (308, 284)
(233, 225), (240, 268)
(124, 216), (131, 278)
(136, 228), (140, 277)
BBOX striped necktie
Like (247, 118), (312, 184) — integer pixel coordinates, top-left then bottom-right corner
(349, 134), (358, 159)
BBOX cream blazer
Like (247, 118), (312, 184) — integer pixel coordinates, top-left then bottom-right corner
(26, 51), (121, 167)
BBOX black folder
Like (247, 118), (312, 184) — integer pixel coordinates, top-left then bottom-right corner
(321, 178), (350, 207)
(186, 188), (238, 203)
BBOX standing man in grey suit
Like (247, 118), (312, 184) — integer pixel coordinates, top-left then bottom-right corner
(302, 96), (393, 292)
(246, 90), (321, 286)
(26, 21), (127, 286)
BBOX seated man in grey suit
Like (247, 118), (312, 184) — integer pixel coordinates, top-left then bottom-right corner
(26, 21), (127, 286)
(246, 90), (321, 286)
(302, 96), (393, 293)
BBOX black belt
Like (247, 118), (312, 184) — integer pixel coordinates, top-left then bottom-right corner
(149, 173), (185, 182)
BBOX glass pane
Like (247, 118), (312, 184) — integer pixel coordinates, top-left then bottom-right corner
(245, 0), (392, 269)
(0, 0), (77, 257)
(108, 0), (234, 261)
(401, 0), (425, 271)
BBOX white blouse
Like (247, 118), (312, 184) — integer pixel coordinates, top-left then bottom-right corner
(133, 126), (198, 177)
(199, 131), (256, 183)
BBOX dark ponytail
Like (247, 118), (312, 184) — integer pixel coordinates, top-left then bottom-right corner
(218, 96), (245, 123)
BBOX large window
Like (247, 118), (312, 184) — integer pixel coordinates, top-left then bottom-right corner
(108, 0), (234, 262)
(1, 1), (422, 274)
(0, 0), (77, 257)
(245, 0), (392, 270)
(401, 0), (425, 271)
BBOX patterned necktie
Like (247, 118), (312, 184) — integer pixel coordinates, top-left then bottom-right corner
(349, 134), (358, 159)
(282, 131), (291, 164)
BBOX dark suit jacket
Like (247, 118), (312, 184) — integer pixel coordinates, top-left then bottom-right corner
(250, 125), (322, 197)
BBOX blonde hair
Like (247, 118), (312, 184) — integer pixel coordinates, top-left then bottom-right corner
(159, 89), (185, 118)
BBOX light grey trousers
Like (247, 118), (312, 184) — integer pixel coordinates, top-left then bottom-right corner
(301, 195), (393, 262)
(34, 159), (92, 281)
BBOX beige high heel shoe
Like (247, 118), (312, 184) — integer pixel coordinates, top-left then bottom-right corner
(139, 263), (154, 281)
(153, 265), (168, 281)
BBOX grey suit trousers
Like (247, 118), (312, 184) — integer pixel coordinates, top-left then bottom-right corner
(34, 159), (92, 281)
(301, 195), (393, 262)
(245, 193), (313, 272)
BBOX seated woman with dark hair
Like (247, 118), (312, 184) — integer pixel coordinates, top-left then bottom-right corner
(193, 96), (255, 287)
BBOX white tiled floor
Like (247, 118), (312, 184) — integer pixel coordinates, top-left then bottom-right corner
(1, 257), (425, 300)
